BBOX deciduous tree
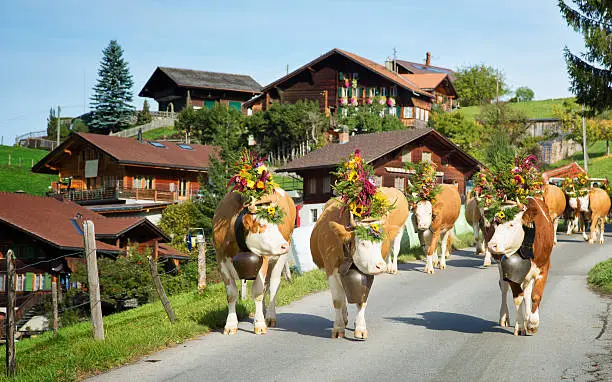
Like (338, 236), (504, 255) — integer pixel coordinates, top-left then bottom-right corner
(454, 64), (509, 106)
(514, 87), (535, 102)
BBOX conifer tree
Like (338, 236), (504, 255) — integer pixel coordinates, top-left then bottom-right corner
(90, 40), (134, 133)
(559, 1), (612, 113)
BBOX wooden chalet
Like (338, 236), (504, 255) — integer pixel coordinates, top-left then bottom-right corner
(393, 53), (457, 111)
(243, 48), (435, 128)
(32, 133), (217, 205)
(139, 67), (262, 112)
(278, 128), (481, 225)
(0, 192), (186, 335)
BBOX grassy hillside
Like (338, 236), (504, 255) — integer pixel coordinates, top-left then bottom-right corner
(142, 126), (180, 140)
(0, 145), (55, 195)
(455, 97), (576, 121)
(549, 140), (611, 178)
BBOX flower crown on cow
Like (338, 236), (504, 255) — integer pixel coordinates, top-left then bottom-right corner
(562, 172), (590, 197)
(472, 154), (544, 223)
(228, 149), (285, 224)
(601, 178), (612, 198)
(405, 161), (442, 205)
(332, 150), (393, 242)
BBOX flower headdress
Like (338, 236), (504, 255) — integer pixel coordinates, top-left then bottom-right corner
(561, 172), (589, 197)
(405, 161), (442, 205)
(228, 149), (285, 224)
(332, 150), (393, 241)
(601, 178), (611, 198)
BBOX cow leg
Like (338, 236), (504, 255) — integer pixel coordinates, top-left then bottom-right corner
(528, 265), (548, 335)
(439, 230), (451, 270)
(473, 224), (483, 255)
(425, 231), (440, 274)
(354, 302), (368, 339)
(252, 257), (269, 335)
(265, 255), (285, 328)
(566, 216), (576, 235)
(510, 283), (526, 336)
(589, 215), (602, 244)
(497, 264), (510, 327)
(386, 223), (404, 274)
(522, 277), (536, 335)
(598, 218), (605, 244)
(220, 258), (239, 335)
(553, 216), (560, 245)
(328, 270), (347, 338)
(580, 214), (589, 241)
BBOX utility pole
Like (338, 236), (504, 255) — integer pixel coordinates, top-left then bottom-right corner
(83, 220), (105, 340)
(56, 105), (61, 146)
(52, 276), (59, 335)
(582, 104), (588, 172)
(286, 64), (289, 75)
(5, 250), (16, 377)
(197, 232), (207, 293)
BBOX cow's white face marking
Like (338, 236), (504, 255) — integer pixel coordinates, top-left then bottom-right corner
(352, 230), (386, 275)
(245, 215), (289, 256)
(414, 200), (433, 231)
(488, 211), (525, 256)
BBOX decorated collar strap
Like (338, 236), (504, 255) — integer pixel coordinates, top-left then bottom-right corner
(244, 201), (286, 225)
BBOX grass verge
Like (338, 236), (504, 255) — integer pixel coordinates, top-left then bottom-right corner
(141, 126), (179, 140)
(0, 145), (55, 195)
(455, 97), (576, 121)
(587, 258), (612, 294)
(0, 270), (327, 382)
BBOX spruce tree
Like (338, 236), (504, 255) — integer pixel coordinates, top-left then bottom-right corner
(559, 1), (612, 113)
(90, 40), (134, 133)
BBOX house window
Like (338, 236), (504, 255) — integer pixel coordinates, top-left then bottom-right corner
(311, 209), (319, 223)
(394, 177), (405, 190)
(179, 179), (188, 197)
(352, 73), (359, 80)
(375, 176), (383, 187)
(389, 107), (397, 117)
(36, 274), (44, 291)
(0, 274), (5, 292)
(403, 107), (413, 119)
(401, 149), (411, 163)
(16, 274), (24, 291)
(422, 152), (432, 162)
(380, 87), (388, 97)
(323, 175), (331, 193)
(390, 86), (397, 97)
(307, 178), (317, 195)
(425, 110), (429, 122)
(415, 107), (421, 120)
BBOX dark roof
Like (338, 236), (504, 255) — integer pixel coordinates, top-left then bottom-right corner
(0, 193), (171, 254)
(250, 48), (433, 105)
(394, 59), (456, 80)
(33, 133), (218, 174)
(139, 67), (262, 97)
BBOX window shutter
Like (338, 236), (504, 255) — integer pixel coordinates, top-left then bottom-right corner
(338, 87), (343, 98)
(43, 274), (52, 290)
(347, 88), (352, 98)
(25, 272), (34, 292)
(339, 72), (343, 80)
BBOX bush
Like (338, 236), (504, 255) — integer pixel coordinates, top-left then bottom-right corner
(159, 201), (202, 248)
(588, 258), (612, 294)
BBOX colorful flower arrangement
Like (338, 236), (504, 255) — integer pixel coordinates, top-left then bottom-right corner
(601, 178), (611, 198)
(339, 97), (348, 106)
(344, 78), (350, 88)
(387, 97), (396, 107)
(332, 149), (393, 222)
(349, 96), (358, 106)
(561, 172), (590, 197)
(354, 222), (383, 243)
(405, 161), (442, 205)
(351, 79), (358, 89)
(378, 96), (387, 105)
(472, 154), (544, 223)
(366, 98), (373, 105)
(228, 150), (285, 223)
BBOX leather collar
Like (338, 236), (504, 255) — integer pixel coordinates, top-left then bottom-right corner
(517, 223), (536, 259)
(234, 208), (251, 252)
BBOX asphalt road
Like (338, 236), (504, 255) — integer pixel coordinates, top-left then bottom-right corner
(90, 233), (611, 382)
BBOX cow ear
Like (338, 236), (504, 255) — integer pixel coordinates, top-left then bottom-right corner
(242, 214), (261, 234)
(329, 222), (353, 243)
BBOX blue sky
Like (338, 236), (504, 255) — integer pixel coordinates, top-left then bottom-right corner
(0, 0), (585, 141)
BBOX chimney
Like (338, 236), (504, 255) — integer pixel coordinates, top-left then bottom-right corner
(385, 57), (393, 71)
(338, 125), (349, 144)
(425, 52), (431, 66)
(137, 128), (143, 143)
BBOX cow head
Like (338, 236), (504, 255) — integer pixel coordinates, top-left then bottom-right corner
(241, 210), (289, 256)
(414, 200), (434, 231)
(330, 219), (396, 275)
(487, 208), (526, 256)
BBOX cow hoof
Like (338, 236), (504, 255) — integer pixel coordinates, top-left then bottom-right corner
(254, 325), (268, 335)
(331, 328), (345, 339)
(266, 318), (277, 327)
(439, 263), (446, 270)
(514, 328), (526, 336)
(354, 329), (368, 339)
(223, 327), (238, 335)
(483, 260), (492, 267)
(433, 261), (439, 268)
(499, 318), (509, 327)
(425, 267), (435, 275)
(599, 239), (604, 244)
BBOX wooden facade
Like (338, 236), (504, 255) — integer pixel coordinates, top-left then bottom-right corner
(244, 49), (434, 127)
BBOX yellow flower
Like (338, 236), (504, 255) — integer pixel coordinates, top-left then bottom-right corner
(239, 169), (249, 178)
(350, 203), (364, 217)
(256, 180), (265, 189)
(496, 211), (505, 219)
(257, 165), (267, 175)
(246, 180), (255, 189)
(348, 171), (359, 182)
(371, 223), (380, 232)
(267, 206), (276, 216)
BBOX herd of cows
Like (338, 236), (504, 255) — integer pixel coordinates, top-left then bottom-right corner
(212, 181), (611, 340)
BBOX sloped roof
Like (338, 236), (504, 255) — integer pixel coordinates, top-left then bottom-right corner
(402, 73), (448, 90)
(542, 162), (586, 182)
(255, 48), (433, 99)
(0, 193), (171, 254)
(139, 67), (262, 97)
(33, 133), (218, 174)
(278, 128), (481, 172)
(394, 59), (456, 80)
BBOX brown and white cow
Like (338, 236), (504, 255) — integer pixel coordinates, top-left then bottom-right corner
(380, 187), (410, 274)
(587, 188), (611, 244)
(487, 197), (554, 335)
(565, 191), (590, 240)
(465, 194), (496, 266)
(213, 188), (296, 335)
(413, 184), (461, 274)
(542, 184), (566, 245)
(310, 194), (401, 339)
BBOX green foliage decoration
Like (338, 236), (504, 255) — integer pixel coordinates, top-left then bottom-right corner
(404, 161), (442, 205)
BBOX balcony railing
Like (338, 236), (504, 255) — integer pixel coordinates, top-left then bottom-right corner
(117, 188), (178, 202)
(49, 188), (117, 202)
(49, 187), (180, 203)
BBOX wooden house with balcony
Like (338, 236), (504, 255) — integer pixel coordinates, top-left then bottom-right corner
(243, 48), (435, 128)
(278, 127), (481, 226)
(139, 67), (262, 112)
(32, 133), (218, 212)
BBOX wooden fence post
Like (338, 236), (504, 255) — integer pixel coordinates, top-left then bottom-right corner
(148, 256), (176, 322)
(197, 235), (206, 293)
(51, 277), (59, 335)
(83, 220), (105, 340)
(5, 249), (16, 377)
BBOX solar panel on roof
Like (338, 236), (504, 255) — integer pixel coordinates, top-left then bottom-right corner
(177, 144), (194, 150)
(149, 141), (166, 148)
